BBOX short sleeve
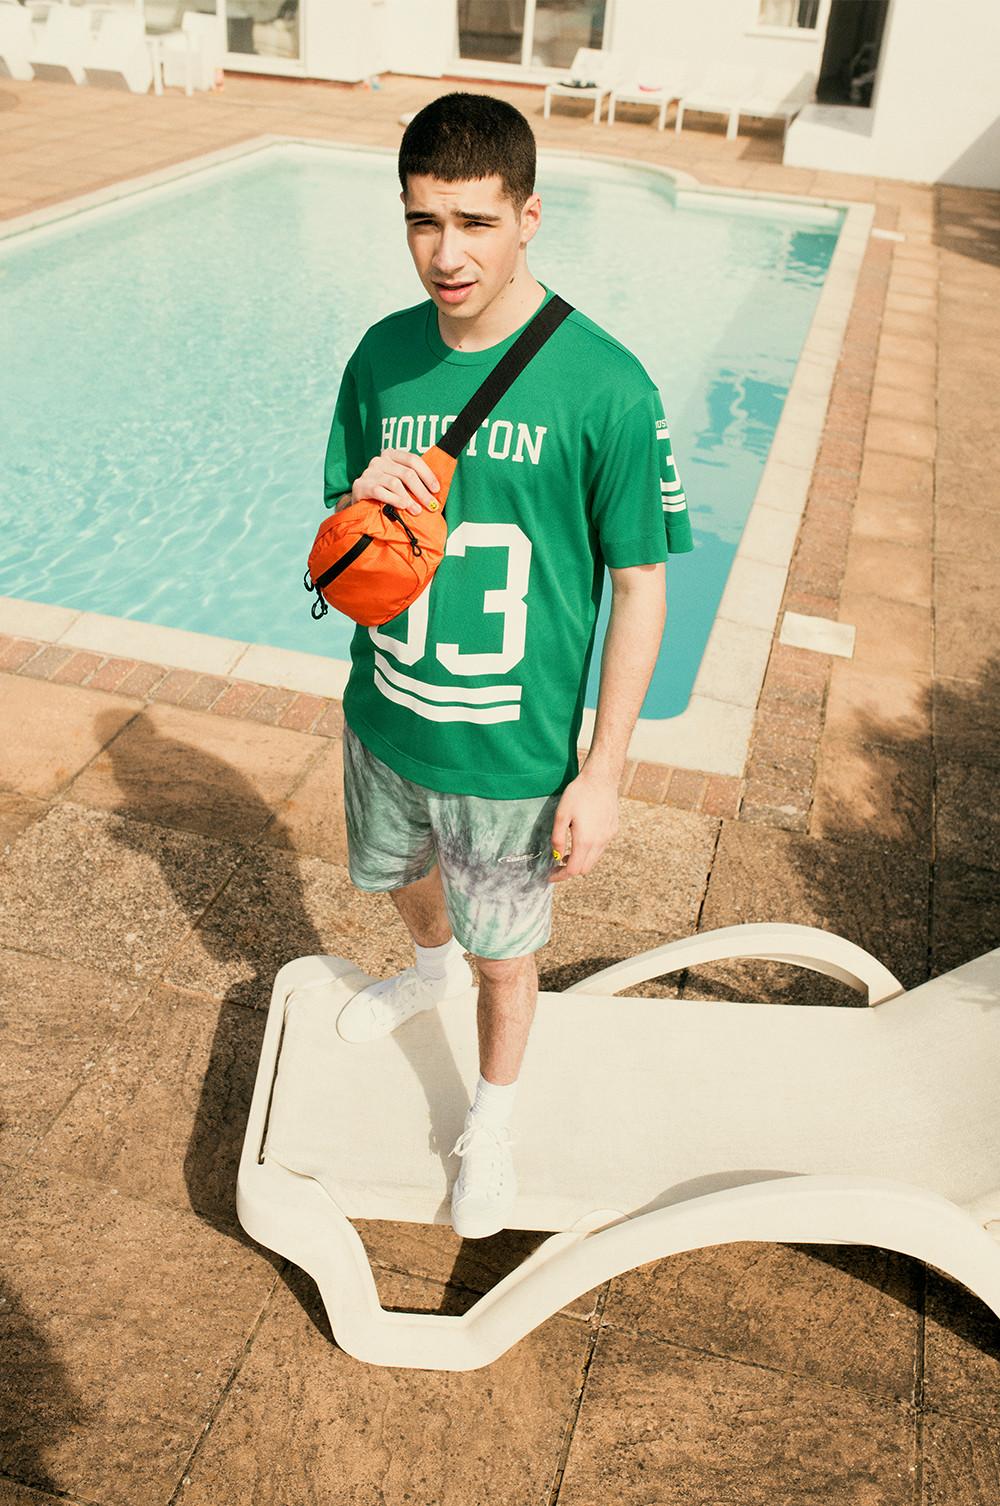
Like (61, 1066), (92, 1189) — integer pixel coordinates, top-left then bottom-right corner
(588, 385), (693, 566)
(323, 355), (367, 509)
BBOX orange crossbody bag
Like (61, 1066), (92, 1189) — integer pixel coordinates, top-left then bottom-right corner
(304, 293), (573, 628)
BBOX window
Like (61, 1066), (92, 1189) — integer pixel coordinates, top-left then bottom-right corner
(457, 0), (526, 65)
(531, 0), (606, 69)
(758, 0), (820, 28)
(457, 0), (607, 70)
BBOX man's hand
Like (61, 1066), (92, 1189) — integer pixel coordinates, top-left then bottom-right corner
(351, 448), (440, 516)
(548, 766), (620, 883)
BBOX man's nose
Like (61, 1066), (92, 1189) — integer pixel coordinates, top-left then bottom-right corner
(431, 226), (465, 274)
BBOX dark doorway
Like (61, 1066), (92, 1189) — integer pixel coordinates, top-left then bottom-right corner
(816, 0), (890, 107)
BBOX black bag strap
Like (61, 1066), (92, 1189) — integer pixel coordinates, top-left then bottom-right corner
(436, 293), (574, 459)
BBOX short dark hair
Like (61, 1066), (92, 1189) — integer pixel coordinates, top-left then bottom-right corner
(398, 92), (536, 212)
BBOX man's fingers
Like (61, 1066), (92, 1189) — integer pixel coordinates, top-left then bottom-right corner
(387, 452), (441, 510)
(371, 484), (411, 509)
(563, 841), (593, 878)
(575, 840), (607, 878)
(550, 806), (570, 863)
(549, 842), (591, 883)
(386, 448), (441, 494)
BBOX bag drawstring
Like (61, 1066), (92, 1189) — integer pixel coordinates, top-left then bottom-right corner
(383, 504), (423, 558)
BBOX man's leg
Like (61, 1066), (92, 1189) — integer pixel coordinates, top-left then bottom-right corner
(449, 951), (538, 1238)
(337, 728), (472, 1042)
(387, 866), (453, 948)
(474, 953), (538, 1086)
(386, 875), (540, 1086)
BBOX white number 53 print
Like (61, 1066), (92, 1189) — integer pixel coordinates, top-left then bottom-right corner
(369, 521), (531, 676)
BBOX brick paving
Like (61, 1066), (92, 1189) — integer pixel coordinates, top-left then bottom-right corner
(1, 67), (999, 1506)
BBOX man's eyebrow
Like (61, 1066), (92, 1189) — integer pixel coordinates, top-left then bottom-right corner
(404, 208), (503, 223)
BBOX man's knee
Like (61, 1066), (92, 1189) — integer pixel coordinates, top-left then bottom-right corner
(474, 951), (537, 985)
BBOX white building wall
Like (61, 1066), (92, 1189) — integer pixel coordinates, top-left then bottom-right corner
(300, 0), (999, 188)
(379, 0), (455, 76)
(304, 0), (455, 81)
(303, 0), (829, 87)
(612, 0), (827, 80)
(303, 0), (384, 82)
(786, 0), (1000, 188)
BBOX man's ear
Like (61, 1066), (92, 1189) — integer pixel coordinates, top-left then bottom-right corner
(520, 192), (542, 246)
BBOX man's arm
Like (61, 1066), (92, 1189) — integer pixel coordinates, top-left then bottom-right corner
(549, 561), (666, 883)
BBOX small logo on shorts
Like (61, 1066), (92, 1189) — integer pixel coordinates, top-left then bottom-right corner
(498, 850), (545, 864)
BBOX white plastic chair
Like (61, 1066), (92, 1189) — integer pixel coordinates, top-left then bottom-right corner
(237, 925), (1000, 1371)
(82, 5), (153, 93)
(0, 0), (34, 81)
(25, 0), (91, 85)
(738, 68), (817, 145)
(608, 58), (697, 132)
(543, 46), (615, 125)
(154, 9), (222, 95)
(675, 62), (764, 140)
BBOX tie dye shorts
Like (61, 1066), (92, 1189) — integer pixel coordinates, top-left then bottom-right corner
(342, 723), (562, 960)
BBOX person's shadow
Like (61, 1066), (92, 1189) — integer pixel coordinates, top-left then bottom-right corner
(92, 707), (548, 1333)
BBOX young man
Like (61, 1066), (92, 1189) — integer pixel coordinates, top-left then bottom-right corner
(322, 92), (692, 1240)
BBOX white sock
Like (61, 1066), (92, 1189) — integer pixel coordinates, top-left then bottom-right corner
(414, 936), (466, 982)
(469, 1072), (518, 1127)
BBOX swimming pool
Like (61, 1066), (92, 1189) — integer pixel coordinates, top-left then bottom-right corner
(0, 140), (844, 723)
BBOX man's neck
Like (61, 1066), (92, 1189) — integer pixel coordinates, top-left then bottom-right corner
(437, 272), (547, 353)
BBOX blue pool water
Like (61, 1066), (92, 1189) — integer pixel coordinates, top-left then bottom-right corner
(0, 143), (842, 717)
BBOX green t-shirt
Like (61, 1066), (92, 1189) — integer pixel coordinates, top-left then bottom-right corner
(323, 283), (693, 799)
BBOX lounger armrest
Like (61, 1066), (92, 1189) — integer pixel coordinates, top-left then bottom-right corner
(563, 922), (904, 1004)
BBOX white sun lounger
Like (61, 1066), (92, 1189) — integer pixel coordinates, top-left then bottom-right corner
(606, 56), (703, 132)
(236, 925), (1000, 1371)
(543, 46), (615, 125)
(737, 68), (817, 146)
(675, 63), (764, 140)
(0, 0), (34, 81)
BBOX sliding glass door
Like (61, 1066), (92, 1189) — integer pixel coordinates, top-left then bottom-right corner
(457, 0), (606, 71)
(141, 0), (301, 71)
(224, 0), (301, 66)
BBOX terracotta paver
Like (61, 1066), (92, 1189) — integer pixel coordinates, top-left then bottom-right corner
(64, 701), (321, 844)
(173, 1265), (592, 1506)
(556, 1325), (917, 1505)
(1, 62), (998, 1506)
(1, 1167), (280, 1506)
(811, 735), (934, 851)
(161, 844), (407, 1008)
(0, 949), (146, 1170)
(33, 982), (266, 1232)
(602, 1239), (923, 1399)
(0, 791), (47, 856)
(0, 674), (140, 799)
(552, 799), (718, 940)
(0, 801), (241, 980)
(842, 535), (933, 607)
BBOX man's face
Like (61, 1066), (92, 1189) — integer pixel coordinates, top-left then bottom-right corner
(401, 173), (541, 321)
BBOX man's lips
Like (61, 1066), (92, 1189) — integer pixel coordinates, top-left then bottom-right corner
(434, 279), (476, 305)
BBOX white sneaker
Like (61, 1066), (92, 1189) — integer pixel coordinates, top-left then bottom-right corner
(449, 1110), (517, 1239)
(336, 960), (472, 1043)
